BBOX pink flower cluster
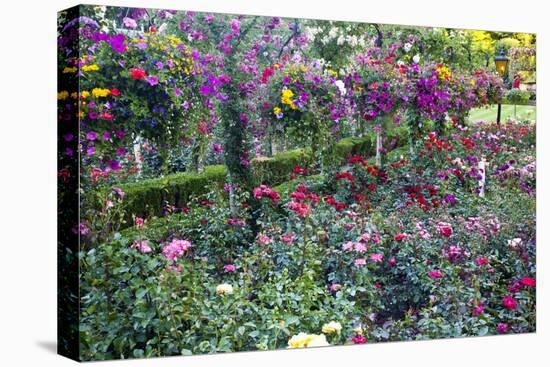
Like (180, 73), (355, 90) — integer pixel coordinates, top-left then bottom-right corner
(131, 240), (152, 254)
(162, 239), (192, 262)
(253, 184), (280, 204)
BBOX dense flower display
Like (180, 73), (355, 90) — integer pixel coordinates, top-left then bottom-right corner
(58, 5), (536, 362)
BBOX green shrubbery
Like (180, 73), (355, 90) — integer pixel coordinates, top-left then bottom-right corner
(117, 128), (409, 225)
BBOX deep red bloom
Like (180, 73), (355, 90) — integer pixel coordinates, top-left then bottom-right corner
(394, 233), (407, 242)
(110, 88), (121, 97)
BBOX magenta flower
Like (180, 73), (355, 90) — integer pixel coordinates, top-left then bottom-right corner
(86, 131), (97, 141)
(351, 335), (366, 344)
(428, 270), (443, 279)
(223, 264), (236, 273)
(497, 323), (508, 333)
(476, 257), (488, 266)
(502, 295), (518, 310)
(230, 19), (241, 35)
(109, 34), (126, 53)
(86, 146), (96, 156)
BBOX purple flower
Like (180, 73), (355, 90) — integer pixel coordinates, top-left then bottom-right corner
(109, 34), (126, 53)
(212, 143), (223, 154)
(63, 133), (74, 142)
(108, 160), (122, 171)
(444, 194), (457, 207)
(155, 61), (164, 69)
(137, 42), (148, 50)
(86, 146), (96, 156)
(116, 147), (126, 155)
(147, 76), (159, 86)
(102, 131), (111, 141)
(199, 84), (212, 96)
(86, 131), (97, 141)
(182, 100), (190, 109)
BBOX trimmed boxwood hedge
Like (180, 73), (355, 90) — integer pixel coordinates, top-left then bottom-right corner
(120, 165), (227, 221)
(116, 127), (409, 225)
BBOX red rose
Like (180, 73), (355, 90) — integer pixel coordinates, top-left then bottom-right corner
(110, 88), (121, 97)
(436, 222), (453, 237)
(395, 233), (407, 242)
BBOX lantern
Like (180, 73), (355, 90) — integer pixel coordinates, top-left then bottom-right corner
(494, 50), (510, 78)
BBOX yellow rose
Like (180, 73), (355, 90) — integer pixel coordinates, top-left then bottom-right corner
(322, 321), (342, 334)
(287, 333), (329, 348)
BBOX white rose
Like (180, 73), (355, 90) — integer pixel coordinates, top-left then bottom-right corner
(216, 283), (233, 295)
(307, 334), (330, 347)
(404, 42), (412, 52)
(413, 54), (420, 63)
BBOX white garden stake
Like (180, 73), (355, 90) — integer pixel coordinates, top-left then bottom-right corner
(478, 157), (486, 197)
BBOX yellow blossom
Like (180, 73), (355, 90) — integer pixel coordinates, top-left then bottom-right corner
(62, 67), (77, 73)
(92, 88), (111, 98)
(281, 89), (295, 109)
(57, 91), (69, 100)
(435, 65), (452, 81)
(82, 64), (100, 72)
(273, 106), (282, 116)
(470, 79), (476, 86)
(321, 321), (342, 334)
(287, 333), (329, 348)
(81, 91), (90, 99)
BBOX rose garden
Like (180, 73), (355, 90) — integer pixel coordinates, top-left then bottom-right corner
(57, 6), (536, 360)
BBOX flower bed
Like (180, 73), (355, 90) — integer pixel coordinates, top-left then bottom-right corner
(79, 121), (535, 359)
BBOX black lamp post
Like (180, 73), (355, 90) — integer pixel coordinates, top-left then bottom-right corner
(494, 49), (510, 125)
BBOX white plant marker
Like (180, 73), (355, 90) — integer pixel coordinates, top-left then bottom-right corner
(478, 156), (486, 197)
